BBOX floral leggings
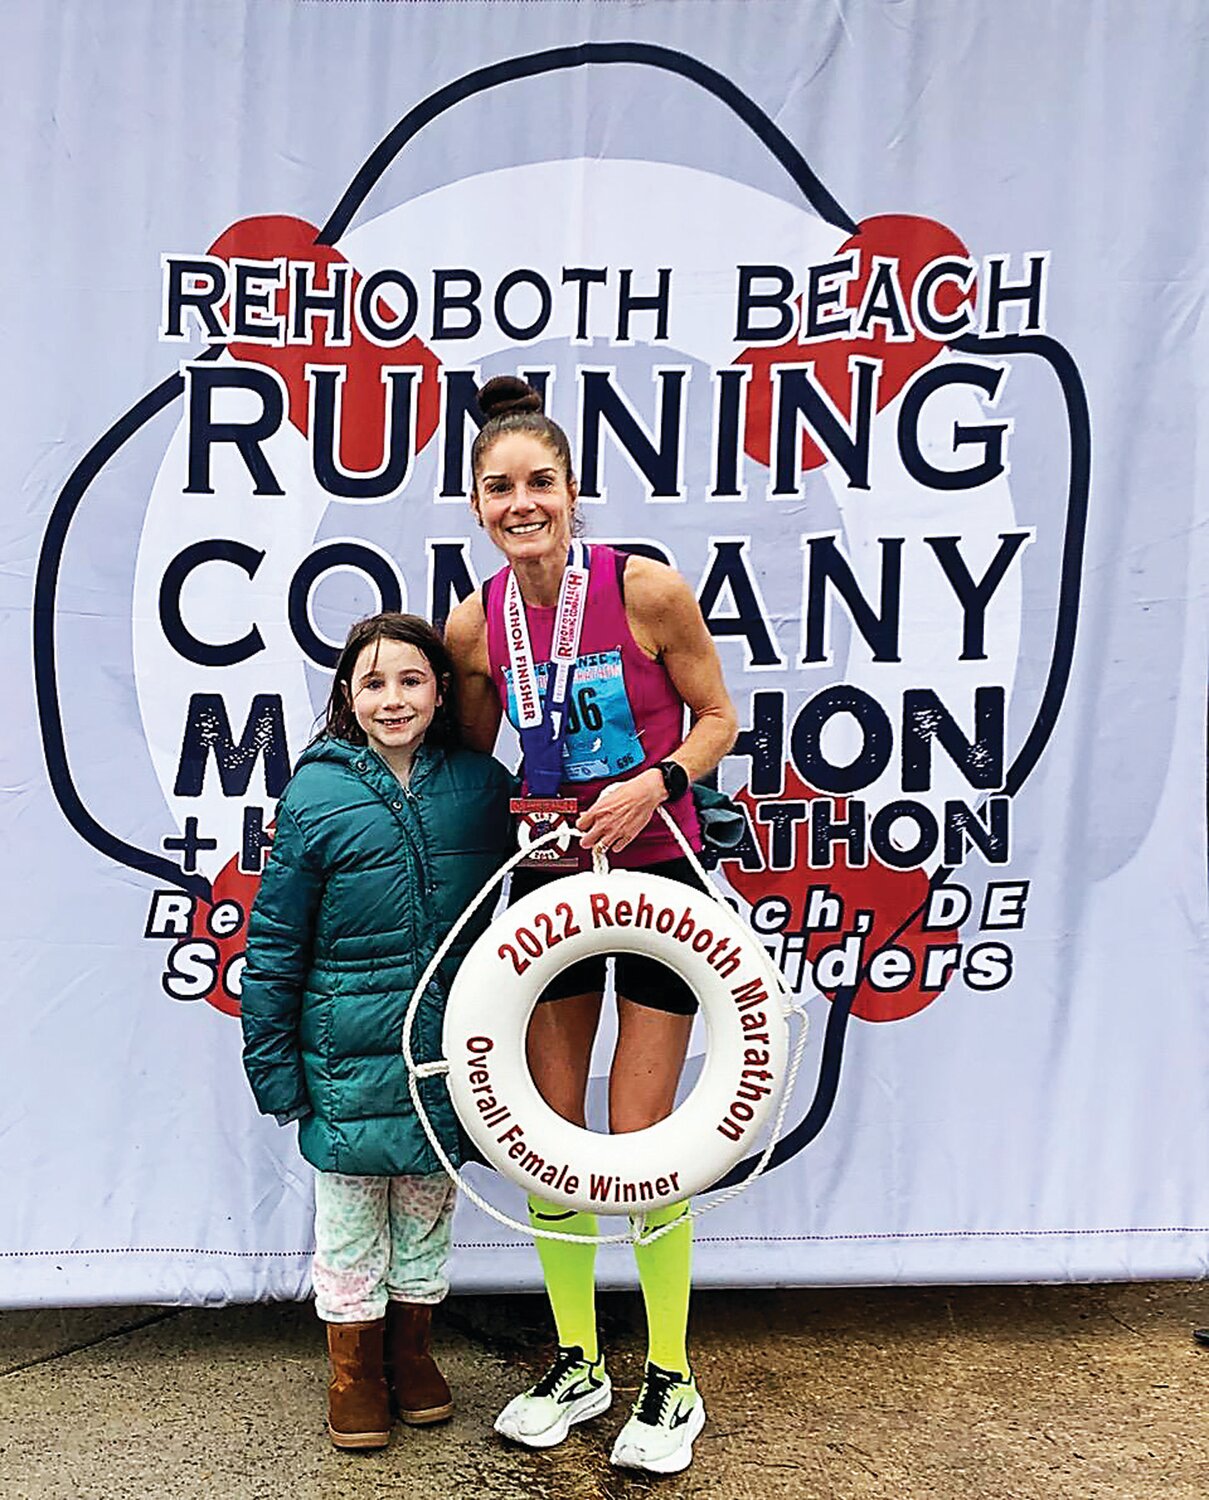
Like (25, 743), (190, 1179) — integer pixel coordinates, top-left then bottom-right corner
(312, 1171), (455, 1323)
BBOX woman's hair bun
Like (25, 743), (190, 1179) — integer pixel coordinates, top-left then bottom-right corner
(477, 374), (544, 422)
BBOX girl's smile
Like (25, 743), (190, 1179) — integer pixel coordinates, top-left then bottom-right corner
(349, 638), (442, 777)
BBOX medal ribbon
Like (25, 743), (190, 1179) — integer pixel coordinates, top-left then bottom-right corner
(503, 542), (590, 796)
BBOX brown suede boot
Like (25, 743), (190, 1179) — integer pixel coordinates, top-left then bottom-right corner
(385, 1301), (454, 1425)
(326, 1319), (392, 1450)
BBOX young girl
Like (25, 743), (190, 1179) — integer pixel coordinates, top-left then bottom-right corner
(240, 612), (515, 1451)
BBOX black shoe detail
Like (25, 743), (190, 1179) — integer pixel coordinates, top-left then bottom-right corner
(557, 1375), (604, 1405)
(531, 1345), (593, 1399)
(634, 1362), (692, 1426)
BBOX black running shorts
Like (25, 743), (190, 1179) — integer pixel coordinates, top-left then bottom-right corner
(508, 857), (702, 1016)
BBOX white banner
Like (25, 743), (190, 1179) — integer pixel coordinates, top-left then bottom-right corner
(3, 0), (1208, 1305)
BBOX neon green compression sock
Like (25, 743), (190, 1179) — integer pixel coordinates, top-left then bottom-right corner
(528, 1195), (600, 1363)
(633, 1200), (692, 1376)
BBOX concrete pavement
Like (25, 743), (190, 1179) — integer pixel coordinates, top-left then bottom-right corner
(2, 1282), (1208, 1498)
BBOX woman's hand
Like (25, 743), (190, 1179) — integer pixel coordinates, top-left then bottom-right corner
(576, 769), (667, 854)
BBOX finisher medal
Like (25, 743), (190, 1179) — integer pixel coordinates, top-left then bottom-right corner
(510, 795), (580, 869)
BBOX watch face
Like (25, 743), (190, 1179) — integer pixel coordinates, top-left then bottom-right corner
(662, 761), (688, 799)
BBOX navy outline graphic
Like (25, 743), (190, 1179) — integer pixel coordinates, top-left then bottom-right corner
(717, 329), (1091, 1187)
(32, 44), (1091, 1180)
(34, 348), (222, 902)
(318, 42), (858, 244)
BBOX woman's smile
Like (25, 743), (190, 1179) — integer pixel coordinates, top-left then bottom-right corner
(474, 431), (577, 571)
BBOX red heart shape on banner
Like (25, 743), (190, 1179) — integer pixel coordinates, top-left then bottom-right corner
(207, 215), (443, 466)
(191, 848), (267, 1018)
(736, 213), (973, 471)
(723, 769), (959, 1023)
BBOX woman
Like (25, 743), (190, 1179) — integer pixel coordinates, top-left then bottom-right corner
(445, 376), (738, 1476)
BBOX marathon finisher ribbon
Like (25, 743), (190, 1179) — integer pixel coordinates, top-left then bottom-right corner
(504, 542), (590, 796)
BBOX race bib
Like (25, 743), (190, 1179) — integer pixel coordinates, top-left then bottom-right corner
(504, 648), (643, 782)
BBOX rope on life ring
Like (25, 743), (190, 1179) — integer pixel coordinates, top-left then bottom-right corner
(401, 812), (810, 1246)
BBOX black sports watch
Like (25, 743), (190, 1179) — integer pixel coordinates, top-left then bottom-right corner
(655, 758), (690, 801)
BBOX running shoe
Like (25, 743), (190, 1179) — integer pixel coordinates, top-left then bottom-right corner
(609, 1362), (706, 1474)
(494, 1344), (612, 1448)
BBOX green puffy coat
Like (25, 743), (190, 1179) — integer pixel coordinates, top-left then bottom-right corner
(240, 736), (515, 1176)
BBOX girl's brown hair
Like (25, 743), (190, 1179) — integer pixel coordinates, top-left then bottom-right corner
(318, 612), (460, 748)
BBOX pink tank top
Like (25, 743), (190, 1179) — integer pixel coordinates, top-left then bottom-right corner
(484, 544), (701, 869)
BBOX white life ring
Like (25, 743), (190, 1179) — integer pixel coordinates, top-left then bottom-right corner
(442, 870), (789, 1215)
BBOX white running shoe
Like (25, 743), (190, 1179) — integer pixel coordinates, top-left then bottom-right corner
(494, 1345), (612, 1449)
(609, 1362), (706, 1475)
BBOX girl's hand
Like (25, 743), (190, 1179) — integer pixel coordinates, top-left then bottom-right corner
(576, 769), (666, 854)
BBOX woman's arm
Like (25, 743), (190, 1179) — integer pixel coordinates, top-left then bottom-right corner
(240, 802), (323, 1122)
(445, 592), (503, 754)
(577, 557), (739, 854)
